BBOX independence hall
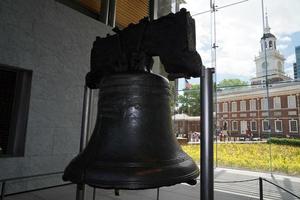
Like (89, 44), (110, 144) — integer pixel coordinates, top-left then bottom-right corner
(217, 15), (300, 138)
(174, 14), (300, 139)
(216, 82), (300, 138)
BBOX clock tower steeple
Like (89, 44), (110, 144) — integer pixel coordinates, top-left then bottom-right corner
(251, 13), (291, 85)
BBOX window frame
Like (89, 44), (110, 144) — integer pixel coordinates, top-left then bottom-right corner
(261, 98), (268, 110)
(232, 121), (238, 131)
(240, 100), (247, 111)
(262, 119), (270, 132)
(0, 64), (32, 157)
(251, 120), (257, 131)
(274, 119), (283, 133)
(289, 119), (298, 133)
(250, 99), (256, 111)
(287, 95), (296, 108)
(273, 96), (281, 109)
(223, 102), (228, 113)
(231, 101), (237, 112)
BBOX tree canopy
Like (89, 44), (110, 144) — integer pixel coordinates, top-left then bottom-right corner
(177, 84), (200, 116)
(217, 79), (248, 89)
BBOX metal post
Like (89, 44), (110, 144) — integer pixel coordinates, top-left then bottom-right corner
(156, 188), (160, 200)
(99, 0), (110, 24)
(261, 0), (272, 173)
(114, 189), (120, 196)
(200, 68), (215, 200)
(108, 0), (116, 27)
(1, 182), (5, 200)
(93, 187), (96, 200)
(149, 0), (158, 21)
(259, 177), (263, 200)
(76, 85), (92, 200)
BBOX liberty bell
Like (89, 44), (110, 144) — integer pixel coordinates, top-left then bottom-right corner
(63, 9), (202, 189)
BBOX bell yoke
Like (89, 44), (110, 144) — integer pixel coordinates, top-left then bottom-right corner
(63, 8), (203, 190)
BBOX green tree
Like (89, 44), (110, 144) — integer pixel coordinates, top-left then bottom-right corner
(217, 79), (248, 89)
(177, 84), (200, 116)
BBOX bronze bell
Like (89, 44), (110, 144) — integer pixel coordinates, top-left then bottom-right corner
(63, 72), (199, 189)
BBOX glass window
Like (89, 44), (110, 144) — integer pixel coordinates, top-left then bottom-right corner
(289, 120), (298, 133)
(217, 103), (220, 112)
(288, 95), (296, 108)
(231, 102), (237, 112)
(262, 120), (270, 132)
(273, 97), (281, 109)
(240, 100), (246, 111)
(261, 98), (268, 110)
(250, 99), (256, 111)
(275, 120), (282, 132)
(0, 65), (32, 157)
(223, 102), (228, 112)
(0, 70), (16, 155)
(251, 121), (257, 131)
(232, 121), (238, 131)
(269, 40), (273, 48)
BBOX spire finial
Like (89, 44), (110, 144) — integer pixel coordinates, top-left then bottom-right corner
(264, 10), (271, 33)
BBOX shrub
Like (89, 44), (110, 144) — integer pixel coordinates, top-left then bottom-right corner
(267, 138), (300, 147)
(182, 143), (300, 175)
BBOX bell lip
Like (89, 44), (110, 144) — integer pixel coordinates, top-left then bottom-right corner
(84, 169), (199, 190)
(63, 160), (200, 190)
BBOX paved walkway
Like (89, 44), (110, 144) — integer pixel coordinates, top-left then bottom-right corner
(4, 168), (300, 200)
(214, 167), (300, 200)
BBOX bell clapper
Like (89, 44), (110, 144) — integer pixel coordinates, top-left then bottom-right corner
(156, 188), (160, 200)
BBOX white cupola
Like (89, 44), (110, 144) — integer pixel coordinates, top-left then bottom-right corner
(260, 13), (276, 52)
(251, 12), (291, 85)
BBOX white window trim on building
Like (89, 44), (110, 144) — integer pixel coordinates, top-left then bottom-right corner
(251, 120), (257, 131)
(232, 121), (238, 131)
(240, 100), (246, 111)
(289, 119), (298, 133)
(262, 120), (270, 132)
(288, 95), (296, 108)
(273, 96), (281, 109)
(250, 99), (256, 111)
(217, 103), (220, 113)
(231, 102), (237, 112)
(261, 98), (268, 110)
(223, 102), (228, 112)
(274, 119), (282, 132)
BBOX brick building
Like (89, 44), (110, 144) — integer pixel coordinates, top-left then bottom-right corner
(217, 83), (300, 138)
(216, 13), (299, 139)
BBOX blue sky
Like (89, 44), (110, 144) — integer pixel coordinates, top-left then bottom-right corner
(177, 0), (300, 90)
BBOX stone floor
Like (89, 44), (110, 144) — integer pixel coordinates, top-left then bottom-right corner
(4, 183), (254, 200)
(4, 168), (300, 200)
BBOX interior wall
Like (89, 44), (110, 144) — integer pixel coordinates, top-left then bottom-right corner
(0, 0), (112, 193)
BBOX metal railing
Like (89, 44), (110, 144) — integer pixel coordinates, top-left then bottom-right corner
(0, 171), (71, 200)
(215, 177), (300, 200)
(1, 173), (300, 200)
(259, 177), (300, 200)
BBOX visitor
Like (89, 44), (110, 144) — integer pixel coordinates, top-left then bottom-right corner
(246, 126), (253, 141)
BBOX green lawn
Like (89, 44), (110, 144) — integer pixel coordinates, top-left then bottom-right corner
(182, 143), (300, 176)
